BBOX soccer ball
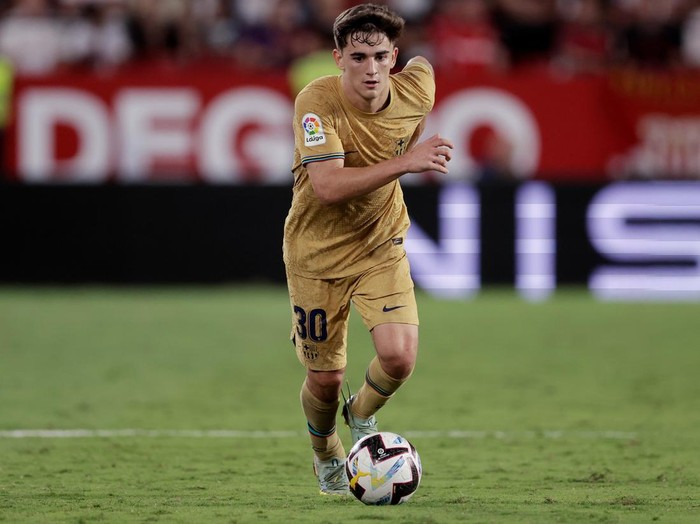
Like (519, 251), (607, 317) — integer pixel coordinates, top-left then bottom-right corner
(345, 431), (422, 505)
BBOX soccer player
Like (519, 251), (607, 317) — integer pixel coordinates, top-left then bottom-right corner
(282, 3), (453, 495)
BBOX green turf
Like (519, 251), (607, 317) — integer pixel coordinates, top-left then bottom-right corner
(1, 286), (699, 522)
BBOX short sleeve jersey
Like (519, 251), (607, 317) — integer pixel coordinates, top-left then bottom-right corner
(283, 61), (435, 279)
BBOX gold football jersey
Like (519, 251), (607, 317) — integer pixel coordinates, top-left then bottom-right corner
(283, 61), (435, 279)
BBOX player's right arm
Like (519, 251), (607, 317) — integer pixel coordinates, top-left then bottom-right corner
(307, 133), (453, 206)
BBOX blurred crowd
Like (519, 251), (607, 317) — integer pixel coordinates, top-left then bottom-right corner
(1, 0), (700, 76)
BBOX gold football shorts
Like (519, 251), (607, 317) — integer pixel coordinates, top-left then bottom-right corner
(286, 253), (418, 371)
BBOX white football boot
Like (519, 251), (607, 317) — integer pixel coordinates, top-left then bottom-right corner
(342, 394), (378, 444)
(313, 456), (349, 496)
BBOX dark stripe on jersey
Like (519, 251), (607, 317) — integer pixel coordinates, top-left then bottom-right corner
(301, 153), (345, 165)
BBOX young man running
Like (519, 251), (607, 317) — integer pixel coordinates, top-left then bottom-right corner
(283, 3), (453, 495)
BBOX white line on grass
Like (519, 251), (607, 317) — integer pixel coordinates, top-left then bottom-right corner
(0, 429), (638, 440)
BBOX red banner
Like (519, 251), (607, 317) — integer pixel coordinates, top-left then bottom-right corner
(5, 65), (700, 183)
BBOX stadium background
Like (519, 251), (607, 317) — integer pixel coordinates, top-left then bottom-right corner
(2, 3), (700, 521)
(1, 0), (700, 300)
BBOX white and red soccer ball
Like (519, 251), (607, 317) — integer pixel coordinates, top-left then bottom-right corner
(345, 431), (422, 505)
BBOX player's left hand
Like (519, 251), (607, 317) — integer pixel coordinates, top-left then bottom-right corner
(407, 134), (454, 174)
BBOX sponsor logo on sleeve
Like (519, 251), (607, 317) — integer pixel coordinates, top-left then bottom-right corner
(302, 113), (326, 146)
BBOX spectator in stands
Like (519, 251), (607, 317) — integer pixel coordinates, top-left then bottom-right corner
(288, 29), (338, 95)
(124, 0), (205, 66)
(393, 17), (434, 69)
(614, 0), (687, 69)
(555, 0), (614, 75)
(492, 0), (560, 70)
(232, 0), (310, 70)
(124, 0), (161, 62)
(0, 0), (65, 75)
(231, 0), (273, 27)
(428, 0), (508, 73)
(60, 1), (132, 72)
(0, 55), (12, 178)
(303, 0), (353, 46)
(386, 0), (433, 22)
(4, 0), (700, 73)
(682, 0), (700, 66)
(196, 0), (240, 59)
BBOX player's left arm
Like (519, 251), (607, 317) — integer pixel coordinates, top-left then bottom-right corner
(402, 56), (433, 152)
(405, 118), (426, 152)
(405, 56), (434, 76)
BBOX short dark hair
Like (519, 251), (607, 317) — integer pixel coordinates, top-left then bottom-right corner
(333, 3), (405, 51)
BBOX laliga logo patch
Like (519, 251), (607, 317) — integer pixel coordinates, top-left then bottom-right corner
(302, 113), (326, 146)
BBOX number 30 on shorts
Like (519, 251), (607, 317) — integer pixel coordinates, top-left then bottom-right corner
(293, 305), (328, 342)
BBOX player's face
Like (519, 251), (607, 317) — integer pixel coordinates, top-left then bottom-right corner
(334, 34), (398, 113)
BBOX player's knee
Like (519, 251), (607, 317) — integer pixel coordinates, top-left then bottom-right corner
(373, 324), (418, 377)
(383, 356), (415, 380)
(306, 369), (344, 402)
(379, 342), (417, 380)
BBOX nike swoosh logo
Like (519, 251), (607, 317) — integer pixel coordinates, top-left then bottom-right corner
(382, 305), (406, 312)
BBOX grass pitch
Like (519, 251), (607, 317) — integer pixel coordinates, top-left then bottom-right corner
(1, 285), (699, 523)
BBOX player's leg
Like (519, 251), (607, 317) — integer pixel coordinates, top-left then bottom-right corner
(364, 321), (418, 411)
(343, 324), (417, 438)
(287, 270), (353, 494)
(346, 254), (418, 441)
(371, 322), (418, 380)
(301, 369), (345, 461)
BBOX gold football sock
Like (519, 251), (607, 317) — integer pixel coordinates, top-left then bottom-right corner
(352, 356), (411, 419)
(300, 379), (346, 461)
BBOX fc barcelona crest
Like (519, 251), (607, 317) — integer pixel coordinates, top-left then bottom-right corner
(395, 138), (408, 156)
